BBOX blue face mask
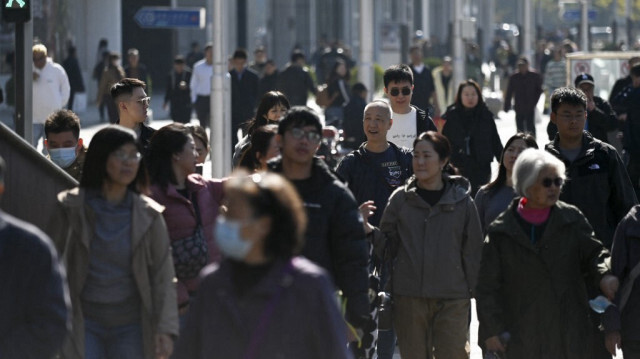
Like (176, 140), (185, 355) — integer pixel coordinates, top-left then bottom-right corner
(49, 146), (77, 168)
(214, 216), (253, 261)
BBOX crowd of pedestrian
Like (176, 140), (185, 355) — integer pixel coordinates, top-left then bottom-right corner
(8, 34), (640, 359)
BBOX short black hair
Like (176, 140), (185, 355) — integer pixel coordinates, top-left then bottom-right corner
(550, 87), (587, 113)
(631, 63), (640, 77)
(352, 82), (367, 95)
(233, 48), (248, 60)
(80, 126), (148, 193)
(290, 50), (305, 63)
(384, 64), (414, 88)
(45, 109), (81, 139)
(110, 78), (146, 101)
(277, 106), (322, 136)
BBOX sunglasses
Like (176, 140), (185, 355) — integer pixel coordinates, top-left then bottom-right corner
(389, 87), (411, 97)
(134, 97), (151, 106)
(289, 128), (321, 143)
(541, 177), (563, 188)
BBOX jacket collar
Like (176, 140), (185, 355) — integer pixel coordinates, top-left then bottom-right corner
(404, 175), (471, 207)
(546, 131), (598, 162)
(268, 157), (337, 188)
(58, 187), (164, 251)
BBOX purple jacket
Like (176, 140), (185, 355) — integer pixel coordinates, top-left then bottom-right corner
(173, 257), (353, 359)
(149, 174), (224, 305)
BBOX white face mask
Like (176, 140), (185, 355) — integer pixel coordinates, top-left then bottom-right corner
(49, 147), (77, 168)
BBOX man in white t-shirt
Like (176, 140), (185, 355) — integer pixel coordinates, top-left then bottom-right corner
(382, 64), (437, 149)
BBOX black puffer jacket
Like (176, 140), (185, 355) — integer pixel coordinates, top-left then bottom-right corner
(268, 157), (370, 324)
(545, 131), (637, 248)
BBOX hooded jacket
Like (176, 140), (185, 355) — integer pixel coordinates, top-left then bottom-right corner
(545, 131), (637, 248)
(372, 175), (483, 298)
(268, 157), (370, 323)
(47, 188), (178, 359)
(476, 199), (611, 359)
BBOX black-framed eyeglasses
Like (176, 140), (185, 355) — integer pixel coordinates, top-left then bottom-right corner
(389, 87), (411, 97)
(542, 177), (563, 188)
(289, 127), (321, 143)
(134, 97), (151, 106)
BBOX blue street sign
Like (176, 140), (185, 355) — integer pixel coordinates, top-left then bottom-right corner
(134, 7), (205, 29)
(563, 9), (597, 21)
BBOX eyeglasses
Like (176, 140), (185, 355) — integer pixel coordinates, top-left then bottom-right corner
(289, 128), (321, 143)
(134, 97), (151, 106)
(541, 177), (563, 188)
(111, 151), (142, 163)
(389, 87), (411, 97)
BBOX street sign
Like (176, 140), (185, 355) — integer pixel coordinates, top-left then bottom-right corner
(134, 7), (205, 29)
(2, 0), (31, 22)
(562, 9), (597, 21)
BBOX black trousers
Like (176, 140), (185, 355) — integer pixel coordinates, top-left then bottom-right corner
(515, 110), (536, 136)
(194, 95), (210, 128)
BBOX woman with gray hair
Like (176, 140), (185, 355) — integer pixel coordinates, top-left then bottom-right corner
(475, 148), (619, 358)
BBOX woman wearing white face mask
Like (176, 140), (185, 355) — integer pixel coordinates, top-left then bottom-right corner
(44, 109), (87, 181)
(173, 172), (352, 359)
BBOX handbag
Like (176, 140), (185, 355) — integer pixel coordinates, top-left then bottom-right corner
(170, 192), (209, 281)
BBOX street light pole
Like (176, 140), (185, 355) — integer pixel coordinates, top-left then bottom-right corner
(211, 0), (231, 177)
(453, 0), (465, 88)
(523, 0), (533, 60)
(358, 0), (374, 101)
(581, 0), (589, 51)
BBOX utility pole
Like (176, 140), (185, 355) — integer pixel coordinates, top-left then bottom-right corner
(523, 0), (533, 60)
(581, 0), (589, 51)
(453, 0), (465, 88)
(211, 0), (231, 177)
(358, 0), (374, 101)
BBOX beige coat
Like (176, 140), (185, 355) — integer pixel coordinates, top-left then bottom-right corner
(47, 188), (179, 359)
(432, 65), (455, 113)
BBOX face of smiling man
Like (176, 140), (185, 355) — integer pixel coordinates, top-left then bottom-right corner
(363, 101), (393, 146)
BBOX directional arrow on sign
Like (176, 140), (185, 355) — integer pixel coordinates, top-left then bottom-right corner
(134, 7), (205, 29)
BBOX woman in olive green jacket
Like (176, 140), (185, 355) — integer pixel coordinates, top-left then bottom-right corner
(48, 126), (178, 359)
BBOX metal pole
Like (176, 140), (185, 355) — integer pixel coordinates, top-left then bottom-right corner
(422, 0), (430, 39)
(453, 0), (465, 88)
(359, 0), (374, 101)
(14, 21), (33, 143)
(523, 0), (533, 60)
(211, 0), (231, 177)
(581, 0), (589, 51)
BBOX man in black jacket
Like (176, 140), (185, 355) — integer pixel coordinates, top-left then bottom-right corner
(276, 51), (317, 107)
(268, 107), (371, 354)
(408, 45), (438, 117)
(336, 100), (412, 359)
(163, 55), (192, 124)
(0, 156), (71, 358)
(230, 49), (260, 150)
(546, 87), (637, 359)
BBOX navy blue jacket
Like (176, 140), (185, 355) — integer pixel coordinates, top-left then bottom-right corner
(336, 142), (413, 227)
(0, 210), (70, 358)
